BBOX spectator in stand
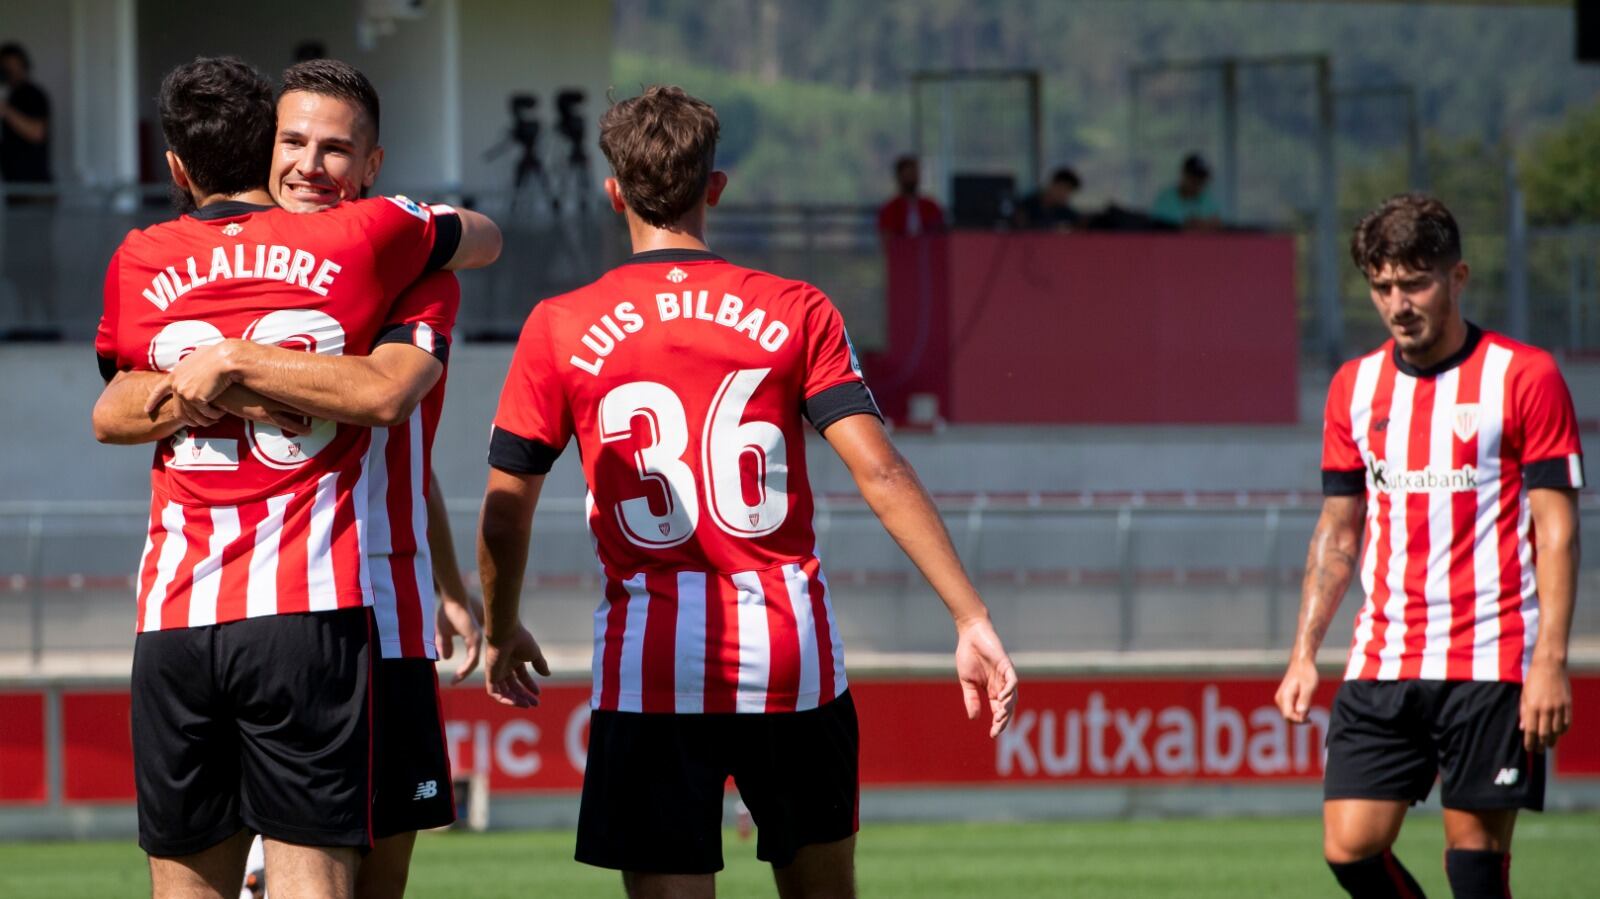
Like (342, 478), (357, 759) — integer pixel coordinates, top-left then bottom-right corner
(877, 154), (944, 236)
(1151, 152), (1220, 230)
(1016, 166), (1082, 229)
(0, 42), (51, 200)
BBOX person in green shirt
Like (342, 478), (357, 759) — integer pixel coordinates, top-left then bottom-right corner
(1151, 152), (1221, 229)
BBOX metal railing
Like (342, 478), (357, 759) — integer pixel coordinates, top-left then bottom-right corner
(5, 492), (1597, 667)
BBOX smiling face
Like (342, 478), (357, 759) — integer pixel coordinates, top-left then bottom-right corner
(1366, 260), (1469, 359)
(271, 90), (383, 212)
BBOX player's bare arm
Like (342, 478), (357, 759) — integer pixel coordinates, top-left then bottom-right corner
(149, 341), (441, 429)
(477, 466), (551, 708)
(446, 208), (503, 270)
(822, 412), (1018, 738)
(428, 468), (485, 683)
(1276, 494), (1364, 724)
(93, 369), (306, 444)
(1522, 487), (1579, 753)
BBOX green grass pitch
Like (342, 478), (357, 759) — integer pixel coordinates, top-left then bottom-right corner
(3, 814), (1597, 897)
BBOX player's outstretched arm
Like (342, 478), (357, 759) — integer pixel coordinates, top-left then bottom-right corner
(1275, 495), (1364, 724)
(822, 413), (1018, 737)
(477, 467), (551, 707)
(1523, 487), (1579, 752)
(149, 341), (441, 429)
(444, 209), (502, 271)
(93, 370), (305, 444)
(428, 468), (485, 684)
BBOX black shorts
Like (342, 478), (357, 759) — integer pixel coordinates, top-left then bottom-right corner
(371, 657), (456, 838)
(130, 608), (374, 857)
(576, 691), (860, 874)
(1324, 679), (1545, 811)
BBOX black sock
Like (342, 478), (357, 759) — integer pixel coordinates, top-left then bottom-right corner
(1444, 849), (1511, 899)
(1328, 850), (1427, 898)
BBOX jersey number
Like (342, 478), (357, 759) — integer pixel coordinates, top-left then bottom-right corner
(148, 310), (346, 471)
(599, 368), (789, 548)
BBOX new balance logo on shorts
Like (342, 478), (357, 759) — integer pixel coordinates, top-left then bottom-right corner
(1494, 768), (1520, 787)
(413, 780), (439, 800)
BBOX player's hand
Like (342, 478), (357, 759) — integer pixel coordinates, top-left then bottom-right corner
(484, 625), (550, 708)
(1275, 657), (1319, 724)
(955, 616), (1018, 738)
(1520, 658), (1572, 753)
(157, 340), (244, 413)
(143, 373), (225, 429)
(210, 385), (310, 434)
(436, 595), (484, 685)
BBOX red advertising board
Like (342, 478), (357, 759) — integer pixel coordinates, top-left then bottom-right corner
(0, 692), (46, 803)
(8, 674), (1599, 805)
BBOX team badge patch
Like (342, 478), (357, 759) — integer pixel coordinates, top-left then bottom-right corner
(1453, 404), (1480, 442)
(385, 195), (431, 222)
(222, 222), (243, 237)
(666, 266), (688, 283)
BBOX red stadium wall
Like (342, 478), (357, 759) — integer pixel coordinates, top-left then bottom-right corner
(868, 233), (1300, 424)
(4, 674), (1598, 803)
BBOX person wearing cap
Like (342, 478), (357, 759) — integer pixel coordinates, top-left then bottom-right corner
(1151, 152), (1220, 229)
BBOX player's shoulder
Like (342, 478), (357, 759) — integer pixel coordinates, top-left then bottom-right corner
(1479, 328), (1558, 371)
(1331, 341), (1391, 387)
(720, 261), (833, 311)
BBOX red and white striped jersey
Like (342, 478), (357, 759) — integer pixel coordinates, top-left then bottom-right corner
(366, 273), (459, 660)
(489, 249), (880, 713)
(98, 197), (461, 633)
(1322, 325), (1586, 683)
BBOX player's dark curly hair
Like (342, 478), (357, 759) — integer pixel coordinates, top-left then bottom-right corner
(599, 85), (720, 228)
(1350, 194), (1462, 276)
(280, 58), (382, 144)
(158, 56), (275, 200)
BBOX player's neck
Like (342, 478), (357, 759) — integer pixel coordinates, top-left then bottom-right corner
(192, 188), (275, 210)
(1398, 315), (1469, 370)
(626, 210), (711, 256)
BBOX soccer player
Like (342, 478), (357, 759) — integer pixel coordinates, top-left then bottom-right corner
(91, 57), (498, 898)
(477, 85), (1019, 899)
(1275, 194), (1583, 899)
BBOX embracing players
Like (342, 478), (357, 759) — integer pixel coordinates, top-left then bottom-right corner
(93, 57), (499, 898)
(477, 85), (1019, 899)
(1276, 195), (1584, 899)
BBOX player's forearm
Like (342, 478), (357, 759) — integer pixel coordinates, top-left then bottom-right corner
(1290, 510), (1363, 663)
(93, 371), (185, 444)
(0, 106), (45, 144)
(853, 453), (990, 627)
(220, 340), (436, 428)
(1531, 502), (1579, 667)
(478, 484), (536, 645)
(426, 469), (473, 608)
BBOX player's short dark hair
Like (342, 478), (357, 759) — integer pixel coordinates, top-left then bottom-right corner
(1051, 167), (1081, 189)
(158, 56), (275, 199)
(280, 58), (381, 144)
(0, 42), (30, 70)
(599, 85), (720, 228)
(894, 155), (918, 176)
(1350, 194), (1462, 276)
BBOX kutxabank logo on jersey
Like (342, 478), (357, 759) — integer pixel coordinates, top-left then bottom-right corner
(1364, 453), (1478, 494)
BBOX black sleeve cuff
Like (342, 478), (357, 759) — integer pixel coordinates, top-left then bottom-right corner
(1525, 456), (1585, 490)
(425, 212), (463, 273)
(97, 353), (120, 383)
(804, 381), (882, 433)
(374, 322), (450, 365)
(488, 426), (563, 475)
(1322, 468), (1366, 496)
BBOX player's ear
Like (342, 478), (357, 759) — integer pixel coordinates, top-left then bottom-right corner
(165, 150), (191, 193)
(1450, 260), (1470, 295)
(604, 177), (627, 214)
(705, 171), (728, 208)
(362, 145), (385, 191)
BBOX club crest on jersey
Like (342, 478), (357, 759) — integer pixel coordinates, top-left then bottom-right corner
(222, 222), (243, 237)
(1453, 405), (1480, 442)
(749, 513), (760, 526)
(666, 266), (688, 283)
